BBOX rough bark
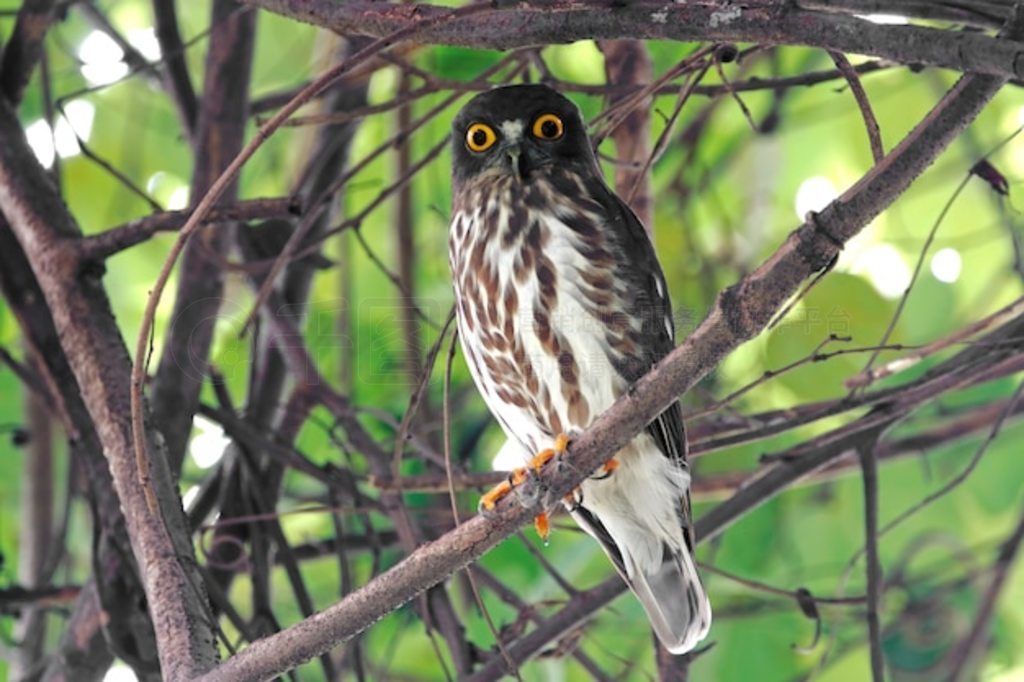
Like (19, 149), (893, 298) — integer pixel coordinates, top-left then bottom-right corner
(151, 0), (257, 473)
(0, 97), (218, 681)
(193, 32), (1014, 681)
(242, 0), (1024, 79)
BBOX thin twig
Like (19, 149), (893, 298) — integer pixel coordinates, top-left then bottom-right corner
(947, 502), (1024, 681)
(829, 50), (884, 163)
(131, 0), (495, 512)
(857, 436), (885, 682)
(855, 125), (1024, 388)
(443, 330), (523, 680)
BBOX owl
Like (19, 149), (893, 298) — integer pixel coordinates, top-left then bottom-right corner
(448, 84), (711, 654)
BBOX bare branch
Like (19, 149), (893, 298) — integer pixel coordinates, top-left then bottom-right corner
(79, 197), (297, 261)
(152, 0), (199, 136)
(599, 40), (654, 227)
(857, 437), (885, 682)
(0, 95), (217, 681)
(0, 0), (57, 105)
(829, 50), (885, 162)
(947, 501), (1024, 680)
(150, 0), (258, 473)
(192, 19), (1018, 678)
(242, 0), (1024, 79)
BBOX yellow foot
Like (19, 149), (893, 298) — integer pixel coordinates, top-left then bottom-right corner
(478, 433), (572, 545)
(479, 467), (529, 512)
(534, 512), (550, 545)
(591, 457), (619, 480)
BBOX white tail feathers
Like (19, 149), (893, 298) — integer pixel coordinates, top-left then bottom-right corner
(568, 437), (712, 654)
(626, 544), (712, 654)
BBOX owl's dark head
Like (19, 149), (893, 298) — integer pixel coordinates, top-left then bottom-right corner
(451, 84), (596, 186)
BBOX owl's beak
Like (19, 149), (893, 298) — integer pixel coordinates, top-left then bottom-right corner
(503, 143), (529, 179)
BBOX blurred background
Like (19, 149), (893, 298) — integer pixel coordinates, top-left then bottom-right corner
(1, 2), (1023, 680)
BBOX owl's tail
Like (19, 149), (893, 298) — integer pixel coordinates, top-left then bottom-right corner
(569, 444), (711, 654)
(625, 542), (712, 654)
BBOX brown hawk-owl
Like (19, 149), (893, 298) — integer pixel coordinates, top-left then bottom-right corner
(448, 84), (711, 654)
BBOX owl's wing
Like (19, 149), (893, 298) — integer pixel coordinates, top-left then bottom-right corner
(589, 178), (694, 544)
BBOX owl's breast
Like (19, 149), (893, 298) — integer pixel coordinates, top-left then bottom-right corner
(449, 177), (640, 455)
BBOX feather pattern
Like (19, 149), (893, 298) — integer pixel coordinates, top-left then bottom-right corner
(449, 84), (711, 653)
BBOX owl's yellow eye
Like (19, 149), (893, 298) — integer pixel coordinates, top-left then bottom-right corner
(466, 123), (497, 152)
(532, 113), (564, 140)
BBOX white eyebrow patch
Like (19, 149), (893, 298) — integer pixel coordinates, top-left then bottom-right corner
(500, 119), (525, 142)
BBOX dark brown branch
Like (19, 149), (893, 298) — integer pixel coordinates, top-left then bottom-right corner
(78, 197), (297, 261)
(829, 50), (885, 162)
(193, 13), (1020, 678)
(947, 501), (1024, 680)
(152, 0), (199, 136)
(0, 197), (156, 681)
(857, 437), (885, 682)
(242, 0), (1024, 79)
(0, 0), (57, 105)
(464, 577), (626, 682)
(0, 91), (217, 681)
(599, 40), (654, 227)
(11, 386), (55, 677)
(150, 0), (257, 473)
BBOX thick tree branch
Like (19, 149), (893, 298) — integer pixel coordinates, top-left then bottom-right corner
(150, 0), (257, 473)
(0, 0), (57, 105)
(193, 12), (1019, 677)
(600, 40), (654, 228)
(152, 0), (199, 137)
(243, 0), (1024, 79)
(0, 97), (217, 680)
(0, 216), (155, 678)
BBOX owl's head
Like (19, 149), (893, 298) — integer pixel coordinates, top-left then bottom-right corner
(451, 84), (596, 185)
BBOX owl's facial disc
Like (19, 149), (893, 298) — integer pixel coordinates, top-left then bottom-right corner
(451, 85), (595, 186)
(492, 119), (553, 180)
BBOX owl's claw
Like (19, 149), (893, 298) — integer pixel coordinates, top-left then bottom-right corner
(478, 433), (573, 543)
(590, 457), (620, 480)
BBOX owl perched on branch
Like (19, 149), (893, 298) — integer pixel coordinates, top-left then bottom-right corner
(448, 84), (711, 654)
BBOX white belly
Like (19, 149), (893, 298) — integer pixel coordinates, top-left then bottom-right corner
(451, 204), (628, 460)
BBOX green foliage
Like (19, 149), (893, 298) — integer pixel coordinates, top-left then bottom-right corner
(2, 3), (1024, 680)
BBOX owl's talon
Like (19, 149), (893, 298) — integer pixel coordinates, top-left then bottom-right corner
(534, 513), (550, 545)
(479, 468), (531, 516)
(477, 434), (573, 531)
(590, 457), (620, 481)
(478, 478), (511, 516)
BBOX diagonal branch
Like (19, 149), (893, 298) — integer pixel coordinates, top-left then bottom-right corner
(193, 9), (1022, 678)
(150, 0), (258, 474)
(0, 98), (217, 680)
(0, 0), (57, 105)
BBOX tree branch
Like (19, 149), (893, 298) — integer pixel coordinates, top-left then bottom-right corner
(192, 11), (1020, 677)
(0, 96), (217, 680)
(858, 437), (885, 682)
(0, 0), (57, 105)
(150, 0), (257, 473)
(947, 501), (1024, 680)
(242, 0), (1024, 79)
(78, 197), (298, 261)
(152, 0), (199, 137)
